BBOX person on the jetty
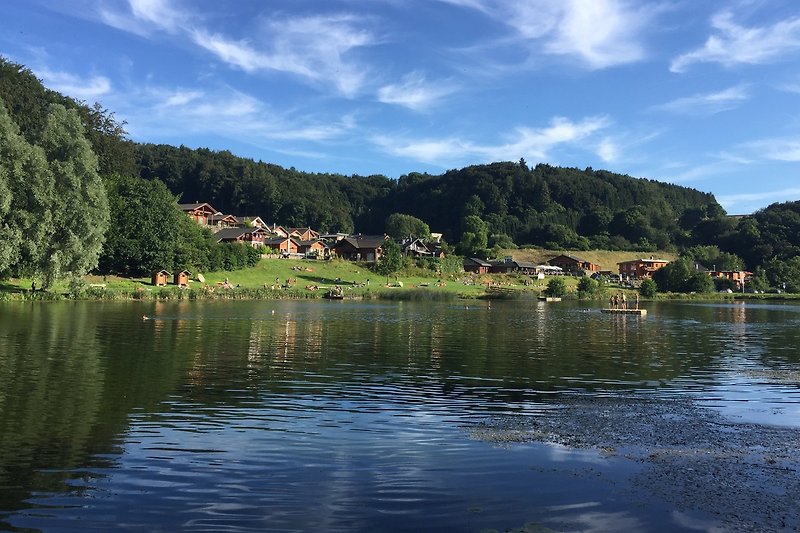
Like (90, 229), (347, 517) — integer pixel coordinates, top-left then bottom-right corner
(635, 292), (640, 310)
(621, 292), (627, 310)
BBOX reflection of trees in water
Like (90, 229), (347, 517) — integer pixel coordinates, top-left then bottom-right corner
(0, 303), (105, 512)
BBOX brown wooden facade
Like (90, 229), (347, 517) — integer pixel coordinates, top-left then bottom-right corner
(151, 269), (169, 286)
(617, 258), (670, 278)
(548, 254), (600, 273)
(178, 203), (217, 225)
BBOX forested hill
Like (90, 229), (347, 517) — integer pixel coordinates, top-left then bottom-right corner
(1, 55), (721, 252)
(5, 55), (800, 286)
(136, 143), (719, 251)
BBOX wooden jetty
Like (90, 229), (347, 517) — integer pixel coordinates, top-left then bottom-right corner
(601, 308), (647, 316)
(538, 296), (562, 302)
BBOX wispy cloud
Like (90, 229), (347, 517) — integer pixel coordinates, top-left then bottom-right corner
(374, 115), (610, 165)
(35, 67), (112, 101)
(440, 0), (658, 69)
(717, 187), (800, 212)
(596, 137), (620, 163)
(376, 72), (457, 111)
(745, 137), (800, 161)
(98, 0), (190, 36)
(95, 2), (377, 97)
(651, 85), (750, 116)
(110, 83), (356, 146)
(671, 10), (800, 73)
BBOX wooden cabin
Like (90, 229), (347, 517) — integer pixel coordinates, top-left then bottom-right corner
(174, 269), (190, 287)
(548, 254), (600, 274)
(332, 235), (387, 262)
(151, 269), (169, 286)
(617, 257), (671, 279)
(463, 257), (492, 274)
(178, 203), (217, 226)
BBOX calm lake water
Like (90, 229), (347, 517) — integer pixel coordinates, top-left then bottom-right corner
(1, 299), (799, 532)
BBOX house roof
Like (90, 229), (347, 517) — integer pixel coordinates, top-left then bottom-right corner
(464, 257), (492, 267)
(618, 258), (671, 265)
(178, 202), (217, 213)
(215, 227), (265, 241)
(335, 234), (387, 249)
(299, 239), (328, 247)
(264, 236), (300, 246)
(209, 213), (238, 223)
(549, 254), (590, 263)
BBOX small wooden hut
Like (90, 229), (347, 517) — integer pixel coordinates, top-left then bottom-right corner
(174, 269), (190, 287)
(151, 269), (169, 286)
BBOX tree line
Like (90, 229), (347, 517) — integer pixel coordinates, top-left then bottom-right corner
(2, 56), (800, 292)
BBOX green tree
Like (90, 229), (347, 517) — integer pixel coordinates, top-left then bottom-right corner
(99, 175), (184, 276)
(385, 213), (431, 240)
(374, 239), (406, 277)
(545, 277), (567, 297)
(458, 215), (489, 256)
(38, 104), (110, 287)
(639, 278), (657, 297)
(653, 257), (713, 293)
(576, 276), (597, 298)
(0, 98), (53, 279)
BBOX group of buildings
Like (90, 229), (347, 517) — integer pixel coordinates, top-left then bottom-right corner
(178, 202), (444, 262)
(465, 254), (751, 289)
(179, 202), (750, 289)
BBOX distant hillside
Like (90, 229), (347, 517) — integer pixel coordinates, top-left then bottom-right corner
(0, 55), (724, 253)
(135, 144), (721, 252)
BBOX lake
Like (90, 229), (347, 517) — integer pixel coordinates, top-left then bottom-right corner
(1, 299), (799, 532)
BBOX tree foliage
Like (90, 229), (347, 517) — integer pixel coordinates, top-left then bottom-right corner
(545, 277), (567, 297)
(100, 175), (184, 276)
(374, 239), (406, 276)
(385, 212), (431, 240)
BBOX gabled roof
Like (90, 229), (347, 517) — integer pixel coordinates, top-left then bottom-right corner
(464, 257), (492, 267)
(215, 227), (265, 241)
(209, 213), (238, 223)
(334, 234), (387, 249)
(617, 258), (671, 265)
(549, 254), (590, 263)
(299, 239), (328, 247)
(264, 236), (301, 246)
(178, 202), (217, 213)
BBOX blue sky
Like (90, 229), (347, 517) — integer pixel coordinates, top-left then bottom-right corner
(3, 0), (800, 214)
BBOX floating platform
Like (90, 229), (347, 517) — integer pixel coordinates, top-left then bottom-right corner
(601, 308), (647, 316)
(538, 297), (562, 302)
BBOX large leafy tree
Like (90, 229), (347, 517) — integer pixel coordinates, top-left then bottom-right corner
(385, 213), (431, 240)
(38, 104), (110, 287)
(0, 98), (53, 278)
(99, 175), (184, 276)
(374, 239), (406, 277)
(458, 215), (489, 256)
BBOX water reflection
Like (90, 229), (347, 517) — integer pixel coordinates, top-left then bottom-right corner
(0, 300), (799, 531)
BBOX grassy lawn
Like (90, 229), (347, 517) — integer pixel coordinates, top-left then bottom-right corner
(6, 250), (793, 302)
(0, 256), (586, 301)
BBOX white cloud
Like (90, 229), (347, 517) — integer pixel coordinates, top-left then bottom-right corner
(108, 83), (356, 146)
(745, 138), (800, 161)
(597, 137), (620, 163)
(671, 10), (800, 73)
(190, 14), (376, 97)
(373, 115), (610, 165)
(98, 0), (190, 36)
(717, 187), (800, 212)
(440, 0), (657, 69)
(94, 2), (376, 97)
(36, 68), (112, 101)
(377, 72), (458, 111)
(652, 85), (750, 116)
